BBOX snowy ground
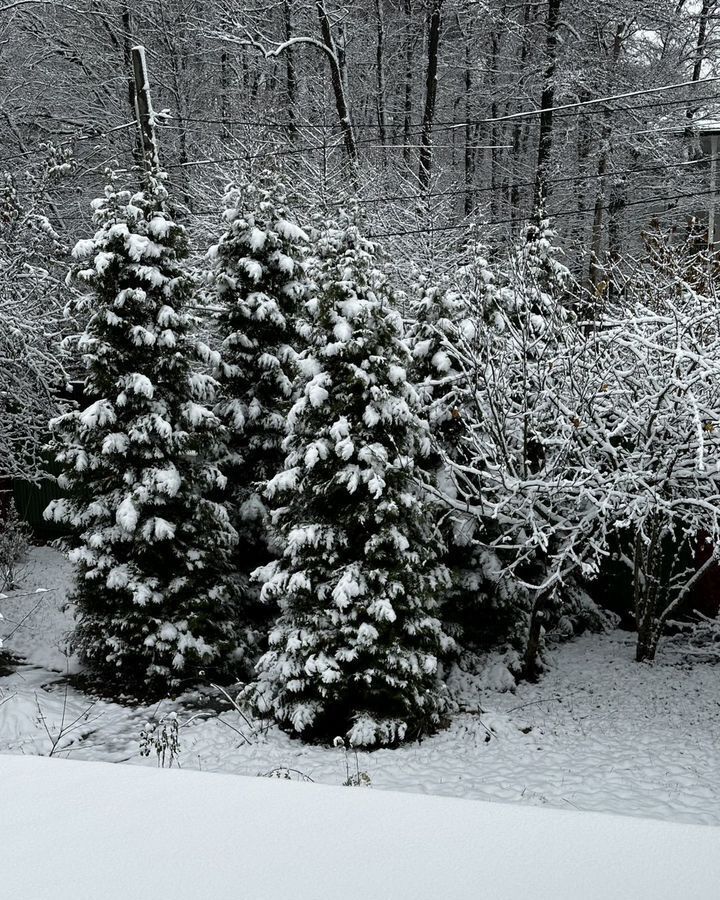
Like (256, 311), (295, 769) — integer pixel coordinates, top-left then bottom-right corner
(5, 754), (720, 900)
(2, 546), (720, 828)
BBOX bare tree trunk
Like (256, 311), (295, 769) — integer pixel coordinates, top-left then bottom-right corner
(121, 3), (133, 83)
(283, 0), (297, 139)
(463, 41), (474, 215)
(633, 519), (662, 662)
(220, 49), (231, 145)
(588, 151), (608, 292)
(691, 0), (714, 86)
(374, 0), (387, 162)
(532, 0), (562, 217)
(521, 588), (553, 681)
(418, 0), (443, 191)
(121, 4), (143, 166)
(316, 0), (358, 168)
(684, 0), (716, 157)
(402, 0), (415, 166)
(588, 23), (625, 293)
(489, 26), (501, 218)
(607, 177), (626, 294)
(510, 0), (532, 222)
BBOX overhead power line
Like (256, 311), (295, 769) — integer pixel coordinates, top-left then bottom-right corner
(0, 121), (135, 167)
(370, 185), (720, 240)
(177, 153), (720, 218)
(186, 185), (720, 256)
(2, 79), (718, 172)
(168, 76), (720, 132)
(458, 76), (720, 127)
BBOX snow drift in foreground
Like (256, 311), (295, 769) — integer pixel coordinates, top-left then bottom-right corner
(3, 755), (718, 900)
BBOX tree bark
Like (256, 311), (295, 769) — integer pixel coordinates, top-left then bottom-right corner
(418, 0), (443, 191)
(374, 0), (387, 161)
(402, 0), (415, 166)
(316, 0), (358, 168)
(510, 0), (533, 222)
(532, 0), (562, 218)
(220, 49), (231, 145)
(283, 0), (297, 139)
(463, 41), (474, 215)
(588, 22), (625, 293)
(521, 589), (553, 681)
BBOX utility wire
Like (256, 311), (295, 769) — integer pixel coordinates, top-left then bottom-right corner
(370, 185), (720, 240)
(458, 76), (720, 127)
(165, 77), (720, 131)
(186, 185), (720, 254)
(2, 82), (718, 170)
(177, 153), (720, 218)
(3, 79), (714, 170)
(0, 122), (135, 167)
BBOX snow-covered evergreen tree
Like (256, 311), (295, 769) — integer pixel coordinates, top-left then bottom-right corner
(495, 217), (571, 332)
(46, 174), (242, 696)
(209, 172), (310, 619)
(408, 272), (468, 444)
(406, 247), (523, 655)
(247, 216), (454, 748)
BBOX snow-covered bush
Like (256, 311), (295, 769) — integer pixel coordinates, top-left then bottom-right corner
(425, 222), (581, 677)
(590, 259), (720, 661)
(0, 498), (30, 591)
(209, 172), (311, 628)
(0, 168), (69, 482)
(246, 215), (454, 747)
(45, 173), (243, 696)
(431, 222), (720, 667)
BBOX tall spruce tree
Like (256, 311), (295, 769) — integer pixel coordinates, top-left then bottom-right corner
(46, 174), (241, 696)
(247, 215), (454, 748)
(209, 173), (310, 624)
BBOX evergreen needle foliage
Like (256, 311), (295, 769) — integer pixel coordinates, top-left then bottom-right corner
(247, 215), (454, 748)
(210, 172), (311, 619)
(46, 174), (242, 696)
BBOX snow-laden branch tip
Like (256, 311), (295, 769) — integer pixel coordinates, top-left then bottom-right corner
(208, 27), (340, 69)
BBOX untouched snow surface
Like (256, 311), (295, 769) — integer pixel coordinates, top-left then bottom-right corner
(2, 547), (720, 828)
(3, 754), (720, 900)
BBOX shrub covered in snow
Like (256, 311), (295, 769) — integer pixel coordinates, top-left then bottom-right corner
(45, 173), (243, 695)
(424, 222), (594, 676)
(0, 498), (30, 591)
(0, 165), (69, 483)
(428, 221), (720, 667)
(246, 214), (455, 747)
(406, 243), (529, 654)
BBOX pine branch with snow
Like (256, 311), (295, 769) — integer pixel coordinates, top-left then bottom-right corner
(45, 173), (244, 696)
(208, 171), (311, 628)
(246, 213), (454, 748)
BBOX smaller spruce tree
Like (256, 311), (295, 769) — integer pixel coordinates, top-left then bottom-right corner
(209, 172), (311, 622)
(247, 215), (454, 748)
(407, 245), (520, 653)
(497, 217), (571, 332)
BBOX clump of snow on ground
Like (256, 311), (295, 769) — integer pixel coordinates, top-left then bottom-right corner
(1, 546), (720, 827)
